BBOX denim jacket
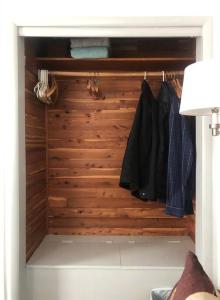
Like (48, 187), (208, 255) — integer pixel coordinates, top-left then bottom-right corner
(165, 84), (195, 217)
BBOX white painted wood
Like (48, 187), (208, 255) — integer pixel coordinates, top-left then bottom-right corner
(17, 36), (26, 300)
(27, 268), (180, 300)
(16, 16), (209, 28)
(0, 22), (20, 300)
(0, 17), (26, 300)
(211, 16), (220, 290)
(26, 235), (193, 300)
(195, 116), (212, 277)
(0, 9), (6, 300)
(212, 136), (220, 288)
(27, 235), (194, 269)
(0, 93), (5, 300)
(18, 16), (210, 37)
(0, 18), (5, 296)
(18, 26), (202, 37)
(195, 18), (213, 279)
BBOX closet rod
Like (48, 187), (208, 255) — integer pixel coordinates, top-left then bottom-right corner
(48, 71), (184, 78)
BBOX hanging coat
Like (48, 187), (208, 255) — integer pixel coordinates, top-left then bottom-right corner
(165, 84), (195, 217)
(119, 80), (158, 200)
(156, 82), (172, 201)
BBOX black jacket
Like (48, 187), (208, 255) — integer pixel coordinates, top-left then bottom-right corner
(119, 80), (158, 200)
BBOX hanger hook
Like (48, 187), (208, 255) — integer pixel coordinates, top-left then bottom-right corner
(144, 71), (147, 81)
(162, 71), (165, 82)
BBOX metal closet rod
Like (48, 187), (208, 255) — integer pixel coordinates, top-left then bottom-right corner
(48, 70), (184, 78)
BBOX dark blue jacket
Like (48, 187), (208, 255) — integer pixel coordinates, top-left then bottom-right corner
(156, 82), (172, 201)
(166, 84), (195, 217)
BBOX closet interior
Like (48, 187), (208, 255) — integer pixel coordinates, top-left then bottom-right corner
(25, 37), (196, 262)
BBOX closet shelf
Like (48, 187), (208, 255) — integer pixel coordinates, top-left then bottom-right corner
(36, 57), (195, 72)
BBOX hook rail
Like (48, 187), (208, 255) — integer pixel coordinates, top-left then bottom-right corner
(48, 71), (184, 78)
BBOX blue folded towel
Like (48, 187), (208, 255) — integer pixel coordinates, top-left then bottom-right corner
(70, 47), (109, 59)
(70, 38), (110, 48)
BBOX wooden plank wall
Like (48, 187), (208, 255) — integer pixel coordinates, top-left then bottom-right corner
(47, 76), (188, 235)
(25, 40), (47, 260)
(24, 37), (196, 252)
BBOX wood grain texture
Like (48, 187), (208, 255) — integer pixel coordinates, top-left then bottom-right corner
(47, 75), (189, 236)
(186, 215), (195, 242)
(48, 227), (188, 235)
(24, 37), (196, 245)
(37, 57), (195, 72)
(48, 207), (185, 220)
(48, 196), (163, 208)
(48, 217), (186, 229)
(25, 45), (47, 261)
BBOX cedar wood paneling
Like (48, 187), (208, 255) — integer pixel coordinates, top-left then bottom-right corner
(47, 76), (188, 235)
(25, 38), (196, 259)
(25, 40), (47, 260)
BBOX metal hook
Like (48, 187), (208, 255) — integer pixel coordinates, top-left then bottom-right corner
(144, 71), (147, 81)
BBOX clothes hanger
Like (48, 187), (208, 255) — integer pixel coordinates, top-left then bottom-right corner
(87, 74), (92, 92)
(176, 77), (182, 94)
(45, 77), (58, 98)
(86, 72), (103, 99)
(169, 72), (178, 95)
(34, 70), (58, 104)
(162, 71), (165, 82)
(91, 73), (96, 95)
(94, 72), (99, 96)
(173, 74), (182, 98)
(172, 74), (182, 98)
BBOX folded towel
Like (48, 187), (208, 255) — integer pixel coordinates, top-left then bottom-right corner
(70, 38), (110, 48)
(70, 47), (109, 59)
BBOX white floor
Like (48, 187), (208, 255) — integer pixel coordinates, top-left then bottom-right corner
(26, 235), (194, 300)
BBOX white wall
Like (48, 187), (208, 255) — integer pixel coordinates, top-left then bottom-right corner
(211, 14), (220, 282)
(0, 20), (26, 300)
(7, 0), (220, 19)
(204, 15), (220, 288)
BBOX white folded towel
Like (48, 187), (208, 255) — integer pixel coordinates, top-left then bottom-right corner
(70, 38), (110, 48)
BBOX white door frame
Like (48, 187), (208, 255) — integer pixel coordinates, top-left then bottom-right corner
(1, 17), (213, 300)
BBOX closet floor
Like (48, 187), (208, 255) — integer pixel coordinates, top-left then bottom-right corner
(27, 235), (194, 269)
